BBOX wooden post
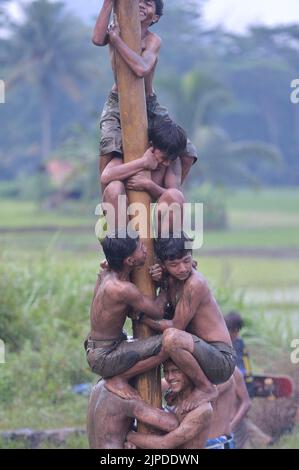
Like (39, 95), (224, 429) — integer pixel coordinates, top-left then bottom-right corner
(114, 0), (162, 427)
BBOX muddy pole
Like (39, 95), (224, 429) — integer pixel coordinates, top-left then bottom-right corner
(114, 0), (162, 430)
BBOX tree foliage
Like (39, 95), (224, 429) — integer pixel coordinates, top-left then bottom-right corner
(0, 0), (298, 187)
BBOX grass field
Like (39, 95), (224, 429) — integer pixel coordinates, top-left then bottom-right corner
(0, 188), (298, 449)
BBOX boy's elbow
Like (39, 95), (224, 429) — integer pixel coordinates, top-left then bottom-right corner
(100, 172), (110, 185)
(135, 65), (149, 78)
(245, 400), (251, 414)
(92, 34), (106, 46)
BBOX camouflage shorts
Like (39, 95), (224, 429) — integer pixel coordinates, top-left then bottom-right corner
(85, 332), (162, 379)
(192, 337), (236, 385)
(99, 91), (198, 162)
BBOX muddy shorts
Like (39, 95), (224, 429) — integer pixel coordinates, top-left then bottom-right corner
(191, 337), (236, 385)
(99, 91), (198, 163)
(85, 332), (162, 379)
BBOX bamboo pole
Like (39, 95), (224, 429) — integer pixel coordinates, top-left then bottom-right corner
(114, 0), (162, 428)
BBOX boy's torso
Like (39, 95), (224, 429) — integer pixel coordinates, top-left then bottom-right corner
(109, 30), (160, 96)
(169, 271), (232, 345)
(90, 272), (129, 341)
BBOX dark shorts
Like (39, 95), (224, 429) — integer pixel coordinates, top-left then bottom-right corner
(192, 336), (236, 385)
(205, 434), (235, 449)
(99, 91), (198, 163)
(85, 332), (162, 379)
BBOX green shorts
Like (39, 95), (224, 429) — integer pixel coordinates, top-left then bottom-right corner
(85, 332), (162, 379)
(192, 336), (236, 385)
(99, 91), (198, 163)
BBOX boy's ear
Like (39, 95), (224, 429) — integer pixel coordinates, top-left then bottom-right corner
(126, 256), (136, 267)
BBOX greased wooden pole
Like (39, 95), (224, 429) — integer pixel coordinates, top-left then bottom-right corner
(114, 0), (162, 426)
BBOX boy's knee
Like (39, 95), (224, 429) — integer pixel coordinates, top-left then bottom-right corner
(162, 328), (180, 351)
(103, 180), (125, 201)
(160, 188), (185, 206)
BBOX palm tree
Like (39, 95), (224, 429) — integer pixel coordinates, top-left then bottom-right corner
(6, 0), (94, 161)
(192, 125), (283, 186)
(158, 69), (282, 186)
(158, 69), (231, 136)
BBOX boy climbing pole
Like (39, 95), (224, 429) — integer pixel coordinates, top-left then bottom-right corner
(92, 0), (198, 192)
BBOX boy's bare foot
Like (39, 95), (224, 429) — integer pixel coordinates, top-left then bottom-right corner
(105, 377), (141, 401)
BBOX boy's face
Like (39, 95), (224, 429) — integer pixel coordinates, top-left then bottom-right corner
(163, 253), (193, 281)
(229, 328), (240, 342)
(153, 148), (171, 167)
(164, 361), (192, 394)
(127, 240), (147, 267)
(139, 0), (159, 26)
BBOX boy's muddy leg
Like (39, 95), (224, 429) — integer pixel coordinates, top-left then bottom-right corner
(163, 328), (218, 403)
(156, 188), (185, 236)
(99, 152), (116, 193)
(102, 180), (128, 232)
(105, 349), (167, 400)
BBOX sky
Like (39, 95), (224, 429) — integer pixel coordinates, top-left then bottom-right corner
(5, 0), (299, 32)
(204, 0), (299, 32)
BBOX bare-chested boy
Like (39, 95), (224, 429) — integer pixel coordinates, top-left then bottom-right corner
(87, 379), (179, 449)
(93, 0), (198, 190)
(126, 359), (212, 449)
(205, 367), (251, 449)
(101, 116), (186, 232)
(84, 230), (168, 400)
(142, 232), (237, 404)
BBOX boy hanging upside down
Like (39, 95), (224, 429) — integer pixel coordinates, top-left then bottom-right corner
(93, 0), (198, 191)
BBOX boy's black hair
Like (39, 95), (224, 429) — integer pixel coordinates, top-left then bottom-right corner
(224, 311), (244, 332)
(149, 116), (187, 161)
(101, 230), (139, 272)
(154, 232), (193, 262)
(153, 0), (164, 18)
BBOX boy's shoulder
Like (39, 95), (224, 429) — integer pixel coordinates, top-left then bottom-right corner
(101, 275), (127, 297)
(144, 30), (162, 48)
(105, 277), (141, 301)
(184, 269), (209, 294)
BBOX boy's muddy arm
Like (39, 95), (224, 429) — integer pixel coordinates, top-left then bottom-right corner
(127, 405), (211, 449)
(142, 317), (172, 332)
(92, 0), (113, 46)
(131, 401), (178, 433)
(109, 24), (161, 78)
(124, 283), (166, 319)
(142, 287), (199, 332)
(164, 158), (182, 190)
(134, 158), (182, 196)
(126, 176), (165, 198)
(101, 148), (158, 185)
(231, 368), (251, 431)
